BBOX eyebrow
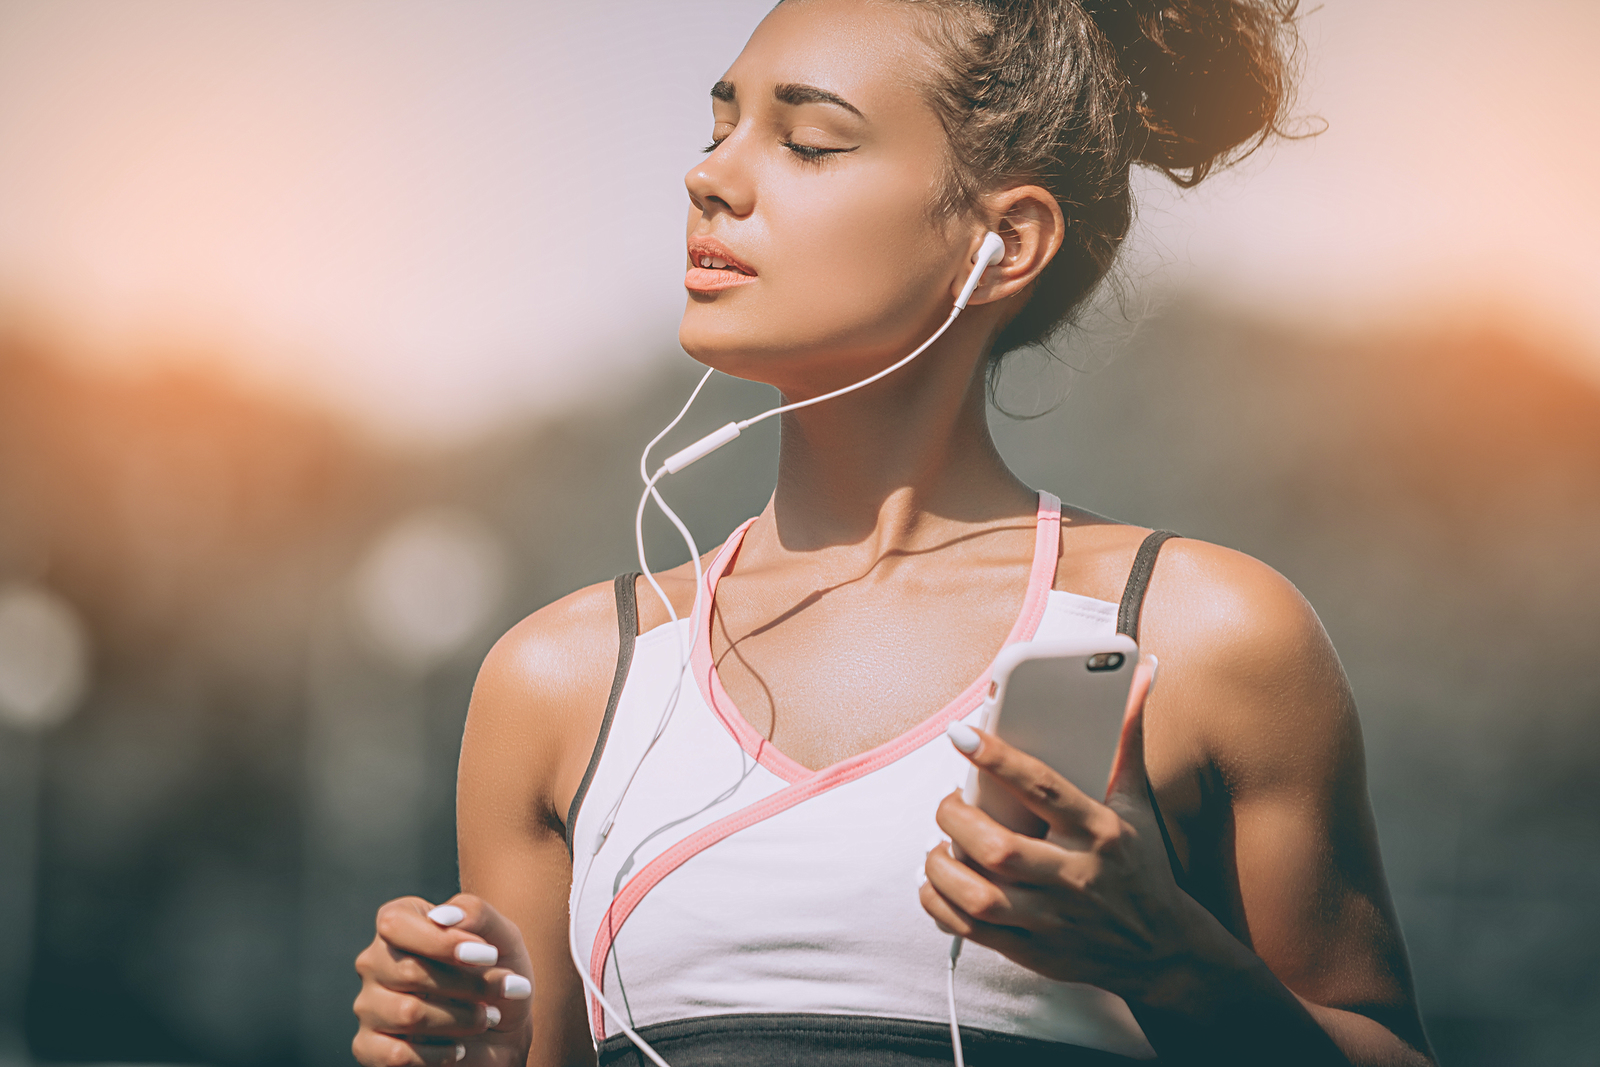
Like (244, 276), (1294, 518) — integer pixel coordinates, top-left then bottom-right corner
(709, 80), (864, 120)
(774, 82), (863, 118)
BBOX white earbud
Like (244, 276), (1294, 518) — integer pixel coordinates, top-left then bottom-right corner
(954, 230), (1006, 311)
(658, 229), (1010, 475)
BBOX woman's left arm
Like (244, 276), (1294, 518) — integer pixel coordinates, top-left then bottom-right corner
(921, 543), (1435, 1066)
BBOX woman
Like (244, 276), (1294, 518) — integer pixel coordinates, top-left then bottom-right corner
(352, 1), (1434, 1064)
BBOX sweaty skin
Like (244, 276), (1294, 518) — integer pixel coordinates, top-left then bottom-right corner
(351, 2), (1434, 1065)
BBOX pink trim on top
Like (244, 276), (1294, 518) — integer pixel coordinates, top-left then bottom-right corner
(1017, 489), (1062, 644)
(588, 493), (1063, 1038)
(690, 492), (1062, 784)
(688, 517), (812, 783)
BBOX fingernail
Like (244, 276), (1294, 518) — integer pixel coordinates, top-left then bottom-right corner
(454, 1043), (465, 1062)
(1146, 655), (1160, 692)
(427, 904), (465, 927)
(502, 974), (532, 1000)
(484, 1005), (502, 1028)
(947, 722), (981, 755)
(455, 941), (498, 966)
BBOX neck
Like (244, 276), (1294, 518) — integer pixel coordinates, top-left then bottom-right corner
(765, 318), (1036, 555)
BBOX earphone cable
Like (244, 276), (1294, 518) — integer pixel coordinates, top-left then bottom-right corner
(947, 945), (967, 1067)
(616, 363), (717, 827)
(571, 237), (999, 1065)
(565, 372), (717, 1067)
(736, 306), (961, 431)
(641, 365), (717, 487)
(587, 476), (701, 848)
(565, 474), (700, 1067)
(569, 846), (674, 1067)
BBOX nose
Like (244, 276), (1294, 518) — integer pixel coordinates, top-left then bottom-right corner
(685, 138), (755, 220)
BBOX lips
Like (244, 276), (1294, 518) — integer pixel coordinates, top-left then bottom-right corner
(685, 237), (756, 293)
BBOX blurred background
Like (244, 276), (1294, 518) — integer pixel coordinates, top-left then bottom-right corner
(0, 1), (1596, 1065)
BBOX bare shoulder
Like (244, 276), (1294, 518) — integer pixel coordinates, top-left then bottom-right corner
(459, 557), (713, 827)
(459, 579), (624, 830)
(1136, 537), (1358, 795)
(481, 579), (621, 696)
(1141, 537), (1331, 665)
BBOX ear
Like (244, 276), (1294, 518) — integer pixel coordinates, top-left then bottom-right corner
(957, 185), (1065, 308)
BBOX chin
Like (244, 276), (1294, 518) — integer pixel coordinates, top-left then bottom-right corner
(680, 296), (741, 351)
(678, 309), (770, 381)
(679, 287), (936, 390)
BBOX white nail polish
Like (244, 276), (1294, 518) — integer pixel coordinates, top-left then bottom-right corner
(455, 941), (498, 966)
(454, 1043), (465, 1062)
(502, 974), (532, 1000)
(947, 722), (980, 755)
(427, 904), (465, 927)
(484, 1005), (502, 1028)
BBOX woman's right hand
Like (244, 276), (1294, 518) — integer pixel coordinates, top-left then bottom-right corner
(353, 893), (536, 1067)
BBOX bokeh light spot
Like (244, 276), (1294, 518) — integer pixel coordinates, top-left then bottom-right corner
(351, 508), (508, 670)
(0, 583), (91, 730)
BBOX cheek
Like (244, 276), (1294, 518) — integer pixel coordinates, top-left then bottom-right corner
(681, 160), (954, 370)
(768, 167), (947, 325)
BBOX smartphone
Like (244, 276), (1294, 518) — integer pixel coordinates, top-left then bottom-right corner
(961, 635), (1139, 837)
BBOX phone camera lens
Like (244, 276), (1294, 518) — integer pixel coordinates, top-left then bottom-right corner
(1086, 652), (1124, 672)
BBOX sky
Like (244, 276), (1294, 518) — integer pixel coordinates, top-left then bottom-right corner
(0, 0), (1596, 441)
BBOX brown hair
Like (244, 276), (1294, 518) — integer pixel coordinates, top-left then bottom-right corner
(892, 0), (1302, 374)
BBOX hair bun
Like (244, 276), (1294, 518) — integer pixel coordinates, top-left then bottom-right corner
(1083, 0), (1299, 185)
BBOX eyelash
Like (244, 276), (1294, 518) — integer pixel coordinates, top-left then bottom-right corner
(700, 138), (855, 164)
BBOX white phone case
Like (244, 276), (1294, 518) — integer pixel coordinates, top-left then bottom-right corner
(962, 634), (1140, 823)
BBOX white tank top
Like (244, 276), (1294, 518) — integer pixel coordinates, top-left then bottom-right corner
(567, 492), (1156, 1060)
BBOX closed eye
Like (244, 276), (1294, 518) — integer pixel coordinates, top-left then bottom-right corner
(784, 141), (856, 163)
(701, 139), (858, 161)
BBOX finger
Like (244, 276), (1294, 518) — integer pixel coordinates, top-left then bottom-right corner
(352, 1029), (464, 1067)
(372, 898), (502, 969)
(919, 872), (978, 938)
(943, 725), (1121, 843)
(361, 899), (533, 1015)
(921, 838), (1068, 927)
(355, 983), (489, 1040)
(923, 841), (1022, 926)
(426, 894), (535, 1030)
(357, 938), (497, 1002)
(1105, 655), (1157, 808)
(918, 872), (1042, 964)
(934, 795), (1101, 885)
(923, 840), (1094, 932)
(426, 894), (525, 962)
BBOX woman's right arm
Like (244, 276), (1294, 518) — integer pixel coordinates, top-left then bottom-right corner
(354, 581), (627, 1067)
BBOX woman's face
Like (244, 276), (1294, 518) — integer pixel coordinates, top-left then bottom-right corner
(679, 0), (977, 395)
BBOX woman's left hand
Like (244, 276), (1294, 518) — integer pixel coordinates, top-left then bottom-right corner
(920, 656), (1212, 1001)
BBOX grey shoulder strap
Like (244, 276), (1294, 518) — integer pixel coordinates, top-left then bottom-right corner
(563, 572), (642, 857)
(1113, 531), (1192, 893)
(1117, 530), (1181, 642)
